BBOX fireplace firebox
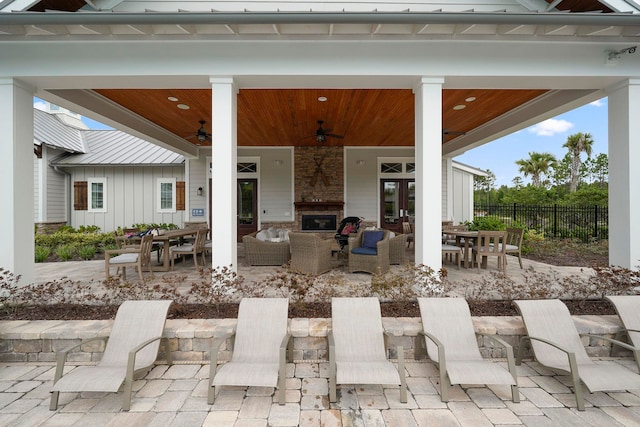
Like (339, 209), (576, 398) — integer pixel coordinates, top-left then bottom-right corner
(301, 215), (337, 231)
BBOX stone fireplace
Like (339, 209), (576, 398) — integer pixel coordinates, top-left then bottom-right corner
(301, 214), (337, 231)
(292, 146), (345, 234)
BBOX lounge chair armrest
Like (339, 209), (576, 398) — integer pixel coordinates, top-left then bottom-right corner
(517, 335), (576, 366)
(581, 333), (640, 370)
(280, 333), (293, 363)
(419, 330), (446, 369)
(105, 248), (140, 256)
(479, 333), (518, 384)
(54, 336), (108, 383)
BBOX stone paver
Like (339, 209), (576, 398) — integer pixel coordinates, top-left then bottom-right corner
(1, 359), (640, 426)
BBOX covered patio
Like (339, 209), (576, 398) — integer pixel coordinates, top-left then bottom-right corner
(2, 1), (640, 287)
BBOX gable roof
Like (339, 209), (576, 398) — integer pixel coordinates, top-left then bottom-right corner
(52, 130), (185, 166)
(34, 108), (87, 153)
(33, 108), (184, 166)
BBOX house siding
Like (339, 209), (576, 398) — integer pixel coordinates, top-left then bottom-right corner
(238, 147), (294, 224)
(69, 165), (184, 232)
(187, 156), (208, 222)
(33, 156), (41, 222)
(452, 167), (474, 224)
(345, 147), (414, 223)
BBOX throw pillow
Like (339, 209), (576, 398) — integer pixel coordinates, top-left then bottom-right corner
(256, 230), (269, 241)
(362, 230), (384, 249)
(341, 223), (355, 235)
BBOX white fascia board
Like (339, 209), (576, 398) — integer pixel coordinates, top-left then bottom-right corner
(452, 160), (488, 177)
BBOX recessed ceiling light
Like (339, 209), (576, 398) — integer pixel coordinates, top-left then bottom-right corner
(318, 96), (327, 102)
(177, 104), (190, 110)
(168, 96), (179, 102)
(453, 105), (466, 110)
(465, 97), (476, 102)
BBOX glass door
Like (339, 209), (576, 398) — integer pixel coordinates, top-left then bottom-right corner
(237, 179), (258, 242)
(380, 179), (415, 234)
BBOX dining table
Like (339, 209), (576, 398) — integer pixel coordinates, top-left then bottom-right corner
(442, 229), (479, 268)
(115, 228), (198, 271)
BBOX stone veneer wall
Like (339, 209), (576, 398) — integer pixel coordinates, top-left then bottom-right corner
(0, 315), (628, 363)
(294, 146), (344, 203)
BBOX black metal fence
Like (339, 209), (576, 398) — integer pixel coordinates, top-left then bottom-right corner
(474, 204), (609, 241)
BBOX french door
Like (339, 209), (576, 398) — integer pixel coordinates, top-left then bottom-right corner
(380, 179), (415, 234)
(237, 179), (258, 242)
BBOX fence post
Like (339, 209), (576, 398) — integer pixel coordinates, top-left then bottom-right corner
(553, 204), (558, 237)
(594, 205), (598, 239)
(513, 203), (517, 222)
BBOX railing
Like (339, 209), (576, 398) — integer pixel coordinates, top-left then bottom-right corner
(474, 204), (608, 241)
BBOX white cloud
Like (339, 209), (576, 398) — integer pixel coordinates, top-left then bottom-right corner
(33, 100), (47, 111)
(528, 119), (574, 136)
(589, 99), (604, 107)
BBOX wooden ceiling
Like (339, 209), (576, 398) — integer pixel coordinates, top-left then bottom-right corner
(95, 88), (547, 148)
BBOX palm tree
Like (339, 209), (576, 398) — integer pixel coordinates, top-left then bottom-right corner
(515, 152), (557, 187)
(563, 132), (594, 192)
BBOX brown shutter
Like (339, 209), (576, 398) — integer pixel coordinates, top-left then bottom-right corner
(176, 181), (186, 211)
(74, 181), (88, 210)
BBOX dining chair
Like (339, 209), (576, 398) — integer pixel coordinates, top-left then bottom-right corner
(169, 228), (208, 269)
(472, 230), (507, 273)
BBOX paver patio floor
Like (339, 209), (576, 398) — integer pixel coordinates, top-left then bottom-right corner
(2, 358), (640, 426)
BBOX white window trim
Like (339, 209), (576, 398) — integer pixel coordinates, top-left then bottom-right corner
(88, 177), (107, 213)
(157, 177), (177, 213)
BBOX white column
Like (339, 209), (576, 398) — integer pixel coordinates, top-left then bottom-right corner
(608, 78), (640, 269)
(414, 78), (444, 269)
(210, 77), (238, 271)
(0, 79), (35, 283)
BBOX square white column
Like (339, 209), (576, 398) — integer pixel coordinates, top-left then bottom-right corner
(608, 79), (640, 269)
(210, 77), (238, 271)
(414, 78), (444, 269)
(0, 79), (35, 283)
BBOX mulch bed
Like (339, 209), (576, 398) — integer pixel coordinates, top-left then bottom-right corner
(0, 299), (616, 321)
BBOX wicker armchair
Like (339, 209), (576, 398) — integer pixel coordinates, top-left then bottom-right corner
(288, 232), (333, 275)
(242, 231), (291, 266)
(388, 232), (408, 265)
(348, 229), (390, 274)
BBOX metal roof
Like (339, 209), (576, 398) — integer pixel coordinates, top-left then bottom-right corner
(52, 130), (185, 166)
(34, 108), (87, 153)
(33, 108), (185, 166)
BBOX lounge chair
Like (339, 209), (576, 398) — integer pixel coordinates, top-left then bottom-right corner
(514, 299), (640, 410)
(328, 297), (407, 403)
(416, 298), (519, 402)
(50, 300), (173, 411)
(208, 298), (292, 405)
(605, 295), (640, 366)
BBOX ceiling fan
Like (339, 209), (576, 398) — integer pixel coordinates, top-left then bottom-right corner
(305, 120), (344, 143)
(186, 120), (212, 144)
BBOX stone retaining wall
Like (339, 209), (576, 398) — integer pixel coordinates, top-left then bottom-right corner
(0, 315), (627, 363)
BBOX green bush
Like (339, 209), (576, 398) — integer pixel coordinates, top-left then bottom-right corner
(77, 245), (97, 260)
(34, 246), (51, 263)
(55, 244), (77, 261)
(132, 223), (178, 231)
(465, 217), (506, 231)
(77, 225), (101, 234)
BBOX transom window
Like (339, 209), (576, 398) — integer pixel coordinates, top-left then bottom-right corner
(237, 162), (258, 173)
(379, 159), (415, 177)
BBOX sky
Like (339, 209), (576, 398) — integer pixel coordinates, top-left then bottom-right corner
(455, 98), (608, 188)
(35, 97), (608, 188)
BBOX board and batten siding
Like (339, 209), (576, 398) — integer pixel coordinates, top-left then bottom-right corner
(33, 156), (41, 222)
(345, 147), (414, 223)
(238, 147), (294, 224)
(69, 166), (184, 232)
(451, 166), (475, 224)
(187, 156), (208, 222)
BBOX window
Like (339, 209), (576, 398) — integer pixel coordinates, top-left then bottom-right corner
(88, 178), (107, 212)
(157, 178), (176, 212)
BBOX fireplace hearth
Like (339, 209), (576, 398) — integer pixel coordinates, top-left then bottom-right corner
(301, 215), (337, 231)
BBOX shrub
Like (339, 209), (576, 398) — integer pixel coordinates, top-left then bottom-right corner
(77, 245), (96, 260)
(55, 244), (77, 261)
(34, 246), (51, 263)
(77, 225), (101, 234)
(465, 217), (506, 231)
